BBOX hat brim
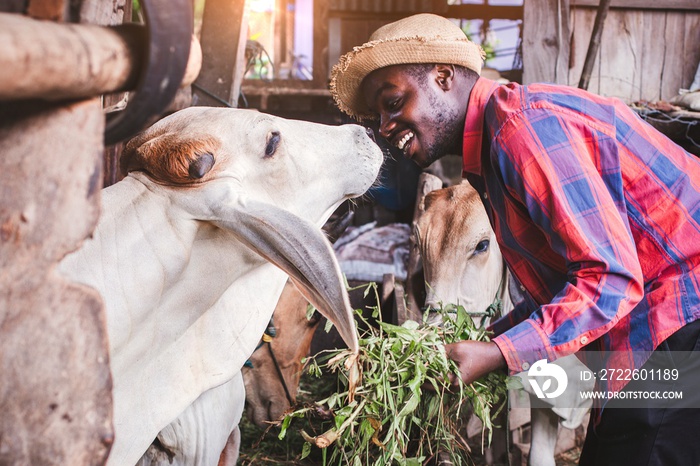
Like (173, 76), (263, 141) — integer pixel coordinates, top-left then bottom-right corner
(330, 36), (484, 120)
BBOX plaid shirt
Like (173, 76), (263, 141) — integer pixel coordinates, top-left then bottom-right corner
(462, 77), (700, 394)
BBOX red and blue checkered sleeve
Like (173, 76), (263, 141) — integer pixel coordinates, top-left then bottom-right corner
(489, 106), (645, 374)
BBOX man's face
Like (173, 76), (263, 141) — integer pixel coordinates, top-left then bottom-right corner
(360, 64), (463, 168)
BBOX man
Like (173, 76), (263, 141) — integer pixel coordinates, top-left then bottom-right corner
(330, 13), (700, 466)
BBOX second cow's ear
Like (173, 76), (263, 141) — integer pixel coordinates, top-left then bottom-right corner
(121, 132), (221, 185)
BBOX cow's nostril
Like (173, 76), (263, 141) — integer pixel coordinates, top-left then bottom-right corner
(365, 127), (376, 142)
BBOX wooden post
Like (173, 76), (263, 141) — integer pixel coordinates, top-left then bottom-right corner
(195, 0), (248, 107)
(80, 0), (132, 187)
(0, 13), (144, 100)
(0, 99), (113, 466)
(312, 0), (329, 87)
(404, 172), (443, 321)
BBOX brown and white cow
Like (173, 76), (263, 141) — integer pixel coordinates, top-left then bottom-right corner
(242, 279), (322, 429)
(415, 180), (592, 466)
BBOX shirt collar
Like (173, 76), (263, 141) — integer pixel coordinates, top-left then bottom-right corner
(462, 77), (499, 176)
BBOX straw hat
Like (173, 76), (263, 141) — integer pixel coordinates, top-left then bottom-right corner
(330, 13), (485, 120)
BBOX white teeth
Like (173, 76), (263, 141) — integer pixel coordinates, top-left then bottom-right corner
(396, 131), (414, 150)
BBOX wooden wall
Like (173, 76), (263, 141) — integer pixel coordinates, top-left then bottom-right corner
(524, 0), (700, 103)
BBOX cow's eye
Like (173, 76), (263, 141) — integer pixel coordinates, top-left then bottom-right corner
(474, 239), (490, 254)
(265, 131), (281, 157)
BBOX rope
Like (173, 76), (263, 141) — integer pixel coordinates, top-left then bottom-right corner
(243, 317), (295, 407)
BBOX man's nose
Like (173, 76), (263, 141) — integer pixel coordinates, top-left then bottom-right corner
(378, 115), (396, 139)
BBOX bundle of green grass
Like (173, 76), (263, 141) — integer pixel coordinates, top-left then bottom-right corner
(278, 283), (519, 466)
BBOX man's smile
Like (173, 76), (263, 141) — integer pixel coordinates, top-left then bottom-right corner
(395, 130), (414, 152)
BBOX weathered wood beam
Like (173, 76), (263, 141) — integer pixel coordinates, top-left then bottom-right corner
(313, 0), (329, 87)
(195, 0), (248, 107)
(446, 4), (523, 21)
(329, 5), (523, 22)
(523, 0), (571, 85)
(0, 98), (113, 466)
(572, 0), (700, 10)
(0, 12), (199, 103)
(0, 13), (143, 100)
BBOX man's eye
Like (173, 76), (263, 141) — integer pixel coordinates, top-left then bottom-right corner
(387, 98), (401, 110)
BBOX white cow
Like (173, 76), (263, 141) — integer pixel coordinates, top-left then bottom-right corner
(415, 181), (592, 466)
(59, 107), (383, 465)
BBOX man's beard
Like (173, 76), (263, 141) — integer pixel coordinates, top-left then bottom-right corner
(423, 96), (462, 167)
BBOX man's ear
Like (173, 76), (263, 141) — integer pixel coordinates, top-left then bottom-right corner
(434, 64), (455, 91)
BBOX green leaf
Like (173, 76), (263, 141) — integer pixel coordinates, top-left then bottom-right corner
(505, 375), (524, 390)
(301, 442), (311, 459)
(402, 320), (420, 330)
(305, 304), (317, 321)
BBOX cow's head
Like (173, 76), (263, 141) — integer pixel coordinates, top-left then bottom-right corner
(415, 182), (507, 327)
(120, 107), (384, 353)
(242, 280), (322, 428)
(123, 108), (381, 223)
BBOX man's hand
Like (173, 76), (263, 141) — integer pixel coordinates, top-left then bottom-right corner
(445, 340), (507, 386)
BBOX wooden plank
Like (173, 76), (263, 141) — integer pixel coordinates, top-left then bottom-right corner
(595, 10), (641, 101)
(0, 1), (26, 13)
(80, 0), (127, 25)
(381, 273), (396, 323)
(431, 0), (448, 15)
(682, 13), (700, 90)
(274, 0), (287, 77)
(0, 98), (112, 466)
(639, 9), (665, 101)
(341, 18), (386, 56)
(446, 4), (523, 21)
(660, 11), (686, 101)
(393, 280), (410, 325)
(0, 12), (143, 100)
(522, 0), (570, 85)
(313, 0), (329, 86)
(80, 0), (130, 187)
(242, 78), (316, 90)
(195, 0), (248, 106)
(330, 4), (522, 22)
(568, 7), (698, 103)
(572, 0), (700, 10)
(240, 86), (330, 96)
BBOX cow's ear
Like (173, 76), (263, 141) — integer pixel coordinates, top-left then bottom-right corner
(121, 132), (221, 185)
